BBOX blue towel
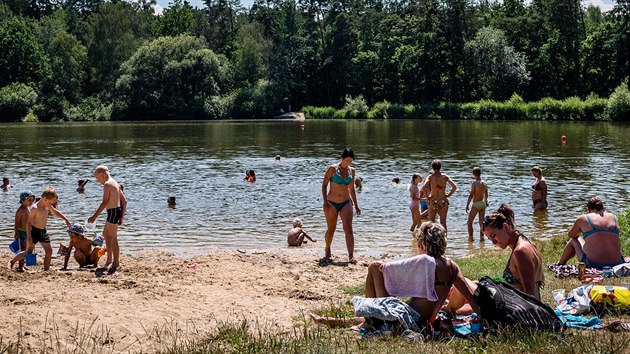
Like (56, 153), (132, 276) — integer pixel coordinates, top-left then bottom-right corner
(554, 310), (603, 330)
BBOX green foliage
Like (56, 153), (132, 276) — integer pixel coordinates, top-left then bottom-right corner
(0, 83), (38, 122)
(229, 79), (274, 119)
(113, 35), (229, 120)
(158, 0), (195, 37)
(607, 82), (630, 121)
(465, 27), (530, 100)
(232, 22), (271, 86)
(343, 95), (369, 114)
(63, 96), (112, 121)
(618, 208), (630, 256)
(0, 17), (48, 87)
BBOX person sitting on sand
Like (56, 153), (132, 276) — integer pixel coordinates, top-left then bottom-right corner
(287, 218), (317, 246)
(465, 167), (488, 242)
(2, 177), (12, 191)
(557, 197), (625, 268)
(61, 224), (103, 269)
(312, 222), (480, 331)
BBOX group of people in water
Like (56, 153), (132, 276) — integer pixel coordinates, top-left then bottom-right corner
(315, 147), (625, 331)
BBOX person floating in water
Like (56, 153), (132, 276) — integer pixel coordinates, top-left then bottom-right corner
(77, 179), (88, 193)
(421, 159), (457, 232)
(287, 218), (317, 246)
(244, 170), (256, 182)
(2, 177), (12, 191)
(321, 148), (361, 265)
(275, 155), (281, 161)
(354, 176), (363, 191)
(167, 196), (176, 207)
(465, 167), (489, 242)
(391, 177), (400, 184)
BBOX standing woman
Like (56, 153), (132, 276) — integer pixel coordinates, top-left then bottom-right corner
(421, 159), (457, 231)
(531, 166), (548, 211)
(322, 148), (361, 264)
(409, 173), (423, 232)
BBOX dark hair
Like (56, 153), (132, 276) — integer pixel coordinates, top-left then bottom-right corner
(483, 204), (517, 230)
(431, 159), (442, 171)
(341, 148), (354, 159)
(587, 197), (604, 211)
(411, 173), (422, 184)
(472, 167), (481, 177)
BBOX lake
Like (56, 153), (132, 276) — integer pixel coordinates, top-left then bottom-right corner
(1, 120), (629, 257)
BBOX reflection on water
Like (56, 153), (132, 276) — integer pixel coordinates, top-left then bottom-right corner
(1, 120), (629, 257)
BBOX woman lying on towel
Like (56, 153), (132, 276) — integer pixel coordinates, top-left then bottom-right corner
(312, 221), (480, 331)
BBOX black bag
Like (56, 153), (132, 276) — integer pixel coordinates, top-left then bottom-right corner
(473, 276), (564, 333)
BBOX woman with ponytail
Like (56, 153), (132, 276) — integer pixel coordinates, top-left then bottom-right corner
(483, 204), (544, 298)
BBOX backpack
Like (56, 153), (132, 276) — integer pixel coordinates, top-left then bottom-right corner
(473, 276), (564, 333)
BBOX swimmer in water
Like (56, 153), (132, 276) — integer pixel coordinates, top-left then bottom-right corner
(531, 166), (548, 211)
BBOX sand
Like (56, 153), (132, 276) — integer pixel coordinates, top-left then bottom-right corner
(0, 248), (378, 352)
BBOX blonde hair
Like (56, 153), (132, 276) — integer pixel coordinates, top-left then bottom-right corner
(41, 186), (58, 200)
(94, 165), (110, 175)
(414, 221), (447, 257)
(292, 218), (303, 228)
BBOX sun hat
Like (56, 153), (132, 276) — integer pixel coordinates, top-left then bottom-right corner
(19, 190), (35, 203)
(67, 223), (86, 236)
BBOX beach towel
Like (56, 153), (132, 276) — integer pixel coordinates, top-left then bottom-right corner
(554, 310), (603, 330)
(352, 296), (422, 333)
(557, 285), (593, 315)
(383, 255), (437, 300)
(547, 263), (602, 278)
(613, 263), (630, 277)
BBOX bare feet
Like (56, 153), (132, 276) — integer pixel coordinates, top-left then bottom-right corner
(7, 260), (14, 270)
(349, 257), (358, 265)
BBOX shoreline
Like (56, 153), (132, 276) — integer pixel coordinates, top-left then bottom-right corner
(0, 248), (379, 352)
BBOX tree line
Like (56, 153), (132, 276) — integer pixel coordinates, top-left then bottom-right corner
(0, 0), (629, 121)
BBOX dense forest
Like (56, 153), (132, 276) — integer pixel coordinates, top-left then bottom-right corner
(0, 0), (628, 121)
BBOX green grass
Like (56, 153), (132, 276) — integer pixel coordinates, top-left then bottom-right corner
(3, 210), (630, 353)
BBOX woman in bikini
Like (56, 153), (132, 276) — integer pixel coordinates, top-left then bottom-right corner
(312, 222), (480, 331)
(558, 197), (625, 268)
(321, 148), (361, 264)
(409, 173), (423, 232)
(421, 159), (457, 231)
(531, 166), (548, 211)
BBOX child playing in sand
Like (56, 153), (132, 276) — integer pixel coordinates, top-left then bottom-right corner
(465, 167), (489, 241)
(61, 224), (102, 269)
(8, 191), (35, 271)
(26, 187), (72, 270)
(287, 218), (316, 246)
(88, 165), (126, 272)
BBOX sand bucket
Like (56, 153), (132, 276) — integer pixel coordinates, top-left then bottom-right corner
(9, 239), (24, 254)
(25, 253), (37, 266)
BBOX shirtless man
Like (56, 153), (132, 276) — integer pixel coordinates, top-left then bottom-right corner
(421, 159), (457, 232)
(62, 224), (102, 269)
(26, 187), (72, 270)
(1, 177), (12, 191)
(88, 165), (126, 272)
(465, 167), (489, 241)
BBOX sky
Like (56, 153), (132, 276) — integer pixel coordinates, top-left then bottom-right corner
(152, 0), (616, 15)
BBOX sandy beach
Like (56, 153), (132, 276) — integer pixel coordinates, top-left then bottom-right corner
(0, 248), (375, 352)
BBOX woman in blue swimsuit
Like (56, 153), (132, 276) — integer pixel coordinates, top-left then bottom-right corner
(322, 148), (361, 264)
(558, 197), (625, 268)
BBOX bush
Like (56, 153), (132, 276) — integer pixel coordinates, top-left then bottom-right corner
(302, 106), (337, 119)
(343, 95), (369, 114)
(607, 82), (630, 121)
(230, 80), (274, 119)
(0, 83), (37, 122)
(618, 208), (630, 256)
(64, 96), (112, 121)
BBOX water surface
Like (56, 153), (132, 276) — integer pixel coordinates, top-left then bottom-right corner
(1, 120), (629, 257)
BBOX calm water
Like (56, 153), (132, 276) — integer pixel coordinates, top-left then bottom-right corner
(1, 120), (629, 257)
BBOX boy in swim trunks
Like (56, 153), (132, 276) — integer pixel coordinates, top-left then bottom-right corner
(61, 224), (102, 269)
(8, 191), (35, 271)
(88, 165), (126, 272)
(26, 187), (72, 271)
(465, 167), (488, 242)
